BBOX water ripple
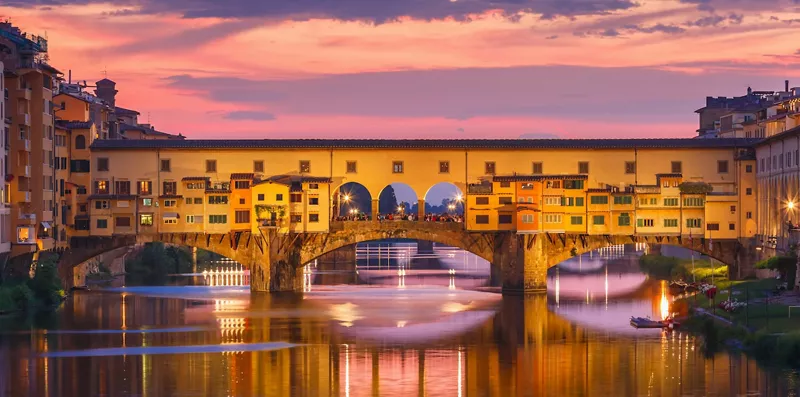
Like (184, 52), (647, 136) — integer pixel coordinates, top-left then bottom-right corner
(41, 342), (299, 358)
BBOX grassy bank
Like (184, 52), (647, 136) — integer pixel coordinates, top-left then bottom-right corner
(0, 254), (66, 314)
(639, 254), (727, 282)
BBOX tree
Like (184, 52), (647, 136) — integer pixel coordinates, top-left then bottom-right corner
(379, 185), (399, 215)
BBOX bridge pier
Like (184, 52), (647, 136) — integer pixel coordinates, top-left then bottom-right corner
(495, 234), (547, 294)
(417, 198), (425, 219)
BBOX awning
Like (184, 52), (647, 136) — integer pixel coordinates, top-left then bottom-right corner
(162, 212), (179, 219)
(40, 221), (52, 229)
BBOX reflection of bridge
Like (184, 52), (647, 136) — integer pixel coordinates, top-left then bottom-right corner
(59, 220), (752, 294)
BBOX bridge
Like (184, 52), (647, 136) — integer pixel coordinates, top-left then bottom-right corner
(59, 221), (752, 293)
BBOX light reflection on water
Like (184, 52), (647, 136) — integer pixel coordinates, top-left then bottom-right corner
(1, 244), (798, 396)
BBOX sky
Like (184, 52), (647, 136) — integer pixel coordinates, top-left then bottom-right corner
(3, 0), (800, 142)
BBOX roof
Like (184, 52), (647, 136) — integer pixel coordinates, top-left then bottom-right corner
(89, 138), (761, 151)
(205, 189), (231, 194)
(302, 176), (333, 184)
(115, 106), (140, 116)
(96, 78), (116, 85)
(88, 194), (137, 200)
(758, 124), (800, 145)
(55, 92), (91, 104)
(56, 120), (93, 130)
(230, 173), (254, 180)
(492, 174), (588, 182)
(656, 173), (682, 178)
(119, 123), (184, 139)
(159, 194), (183, 199)
(181, 176), (210, 181)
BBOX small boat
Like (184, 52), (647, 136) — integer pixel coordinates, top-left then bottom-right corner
(630, 316), (680, 329)
(70, 285), (89, 291)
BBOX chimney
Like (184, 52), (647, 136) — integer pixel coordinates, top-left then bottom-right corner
(786, 80), (790, 93)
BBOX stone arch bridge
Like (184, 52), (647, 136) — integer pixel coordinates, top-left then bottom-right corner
(57, 221), (756, 293)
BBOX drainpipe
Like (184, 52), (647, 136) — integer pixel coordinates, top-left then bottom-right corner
(464, 148), (468, 229)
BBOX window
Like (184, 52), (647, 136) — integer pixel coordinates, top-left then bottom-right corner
(95, 219), (108, 231)
(79, 204), (87, 213)
(185, 198), (192, 205)
(499, 214), (513, 224)
(664, 219), (678, 227)
(75, 134), (86, 149)
(115, 181), (130, 195)
(485, 162), (496, 175)
(346, 161), (357, 173)
(728, 223), (736, 231)
(160, 159), (171, 172)
(532, 162), (543, 175)
(746, 211), (752, 219)
(570, 216), (583, 225)
(521, 183), (534, 191)
(308, 184), (319, 190)
(625, 161), (636, 174)
(309, 197), (319, 205)
(290, 214), (302, 223)
(522, 214), (534, 223)
(500, 181), (511, 188)
(276, 194), (284, 201)
(257, 194), (265, 201)
(254, 160), (264, 173)
(234, 181), (250, 189)
(97, 157), (109, 171)
(186, 182), (206, 190)
(138, 180), (152, 195)
(745, 164), (753, 173)
(142, 198), (153, 207)
(209, 215), (228, 224)
(235, 210), (250, 224)
(75, 219), (90, 231)
(683, 197), (704, 207)
(299, 160), (310, 173)
(439, 161), (450, 174)
(729, 205), (736, 214)
(186, 215), (203, 224)
(780, 153), (784, 168)
(590, 196), (608, 205)
(164, 218), (178, 225)
(664, 198), (678, 206)
(575, 197), (584, 206)
(544, 214), (562, 224)
(393, 161), (404, 174)
(592, 215), (604, 225)
(671, 161), (682, 174)
(475, 215), (489, 224)
(637, 218), (654, 227)
(205, 159), (217, 173)
(614, 196), (633, 205)
(546, 181), (561, 189)
(564, 180), (584, 190)
(208, 196), (228, 205)
(706, 223), (720, 231)
(543, 196), (560, 206)
(94, 200), (109, 209)
(497, 196), (512, 205)
(717, 160), (729, 174)
(309, 213), (320, 223)
(162, 181), (177, 195)
(578, 161), (589, 174)
(115, 216), (131, 227)
(290, 193), (302, 203)
(686, 218), (702, 228)
(194, 198), (202, 204)
(163, 200), (177, 207)
(475, 197), (489, 205)
(746, 188), (752, 196)
(94, 180), (109, 194)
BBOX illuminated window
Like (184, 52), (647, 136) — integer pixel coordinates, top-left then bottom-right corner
(140, 214), (153, 226)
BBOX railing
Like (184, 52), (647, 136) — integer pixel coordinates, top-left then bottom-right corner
(634, 186), (661, 194)
(21, 113), (30, 126)
(21, 139), (30, 151)
(22, 165), (30, 177)
(467, 184), (493, 194)
(20, 191), (31, 202)
(18, 213), (35, 221)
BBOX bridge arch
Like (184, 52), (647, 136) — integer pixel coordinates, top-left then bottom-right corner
(423, 182), (464, 216)
(377, 182), (418, 217)
(332, 181), (372, 218)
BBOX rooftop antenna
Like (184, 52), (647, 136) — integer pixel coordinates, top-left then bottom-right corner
(147, 112), (151, 124)
(102, 66), (107, 79)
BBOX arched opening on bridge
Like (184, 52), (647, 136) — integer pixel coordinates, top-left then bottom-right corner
(377, 183), (418, 220)
(306, 238), (491, 289)
(333, 182), (373, 219)
(423, 182), (464, 219)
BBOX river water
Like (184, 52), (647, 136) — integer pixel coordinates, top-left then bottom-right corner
(1, 244), (798, 396)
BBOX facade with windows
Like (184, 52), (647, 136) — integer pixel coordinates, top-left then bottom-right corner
(754, 125), (800, 251)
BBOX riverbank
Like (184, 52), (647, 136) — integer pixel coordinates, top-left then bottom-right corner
(0, 255), (66, 315)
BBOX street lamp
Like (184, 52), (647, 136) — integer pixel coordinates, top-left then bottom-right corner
(342, 194), (351, 203)
(788, 201), (795, 210)
(455, 194), (463, 202)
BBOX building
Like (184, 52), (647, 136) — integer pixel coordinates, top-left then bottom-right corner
(754, 124), (800, 252)
(0, 61), (11, 259)
(85, 138), (758, 242)
(0, 22), (59, 256)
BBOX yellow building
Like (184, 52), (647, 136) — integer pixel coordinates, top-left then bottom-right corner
(86, 139), (758, 241)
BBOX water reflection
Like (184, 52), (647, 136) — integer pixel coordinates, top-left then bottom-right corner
(0, 286), (797, 396)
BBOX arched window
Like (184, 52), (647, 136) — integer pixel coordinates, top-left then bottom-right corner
(75, 134), (86, 149)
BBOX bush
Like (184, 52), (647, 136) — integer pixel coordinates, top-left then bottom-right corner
(754, 255), (797, 286)
(27, 256), (65, 307)
(639, 255), (683, 279)
(0, 283), (34, 313)
(125, 242), (193, 285)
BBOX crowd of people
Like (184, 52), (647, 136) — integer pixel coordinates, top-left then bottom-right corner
(332, 213), (463, 222)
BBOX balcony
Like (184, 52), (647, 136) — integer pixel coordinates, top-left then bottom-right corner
(41, 210), (53, 223)
(18, 212), (36, 224)
(21, 165), (30, 177)
(21, 113), (31, 127)
(19, 139), (30, 151)
(22, 88), (31, 101)
(633, 186), (661, 194)
(19, 191), (31, 203)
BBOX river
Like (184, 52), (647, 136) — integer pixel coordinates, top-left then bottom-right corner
(0, 243), (797, 396)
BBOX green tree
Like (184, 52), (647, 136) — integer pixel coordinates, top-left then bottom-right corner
(379, 185), (399, 215)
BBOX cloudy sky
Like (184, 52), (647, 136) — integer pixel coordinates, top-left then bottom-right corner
(4, 0), (800, 139)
